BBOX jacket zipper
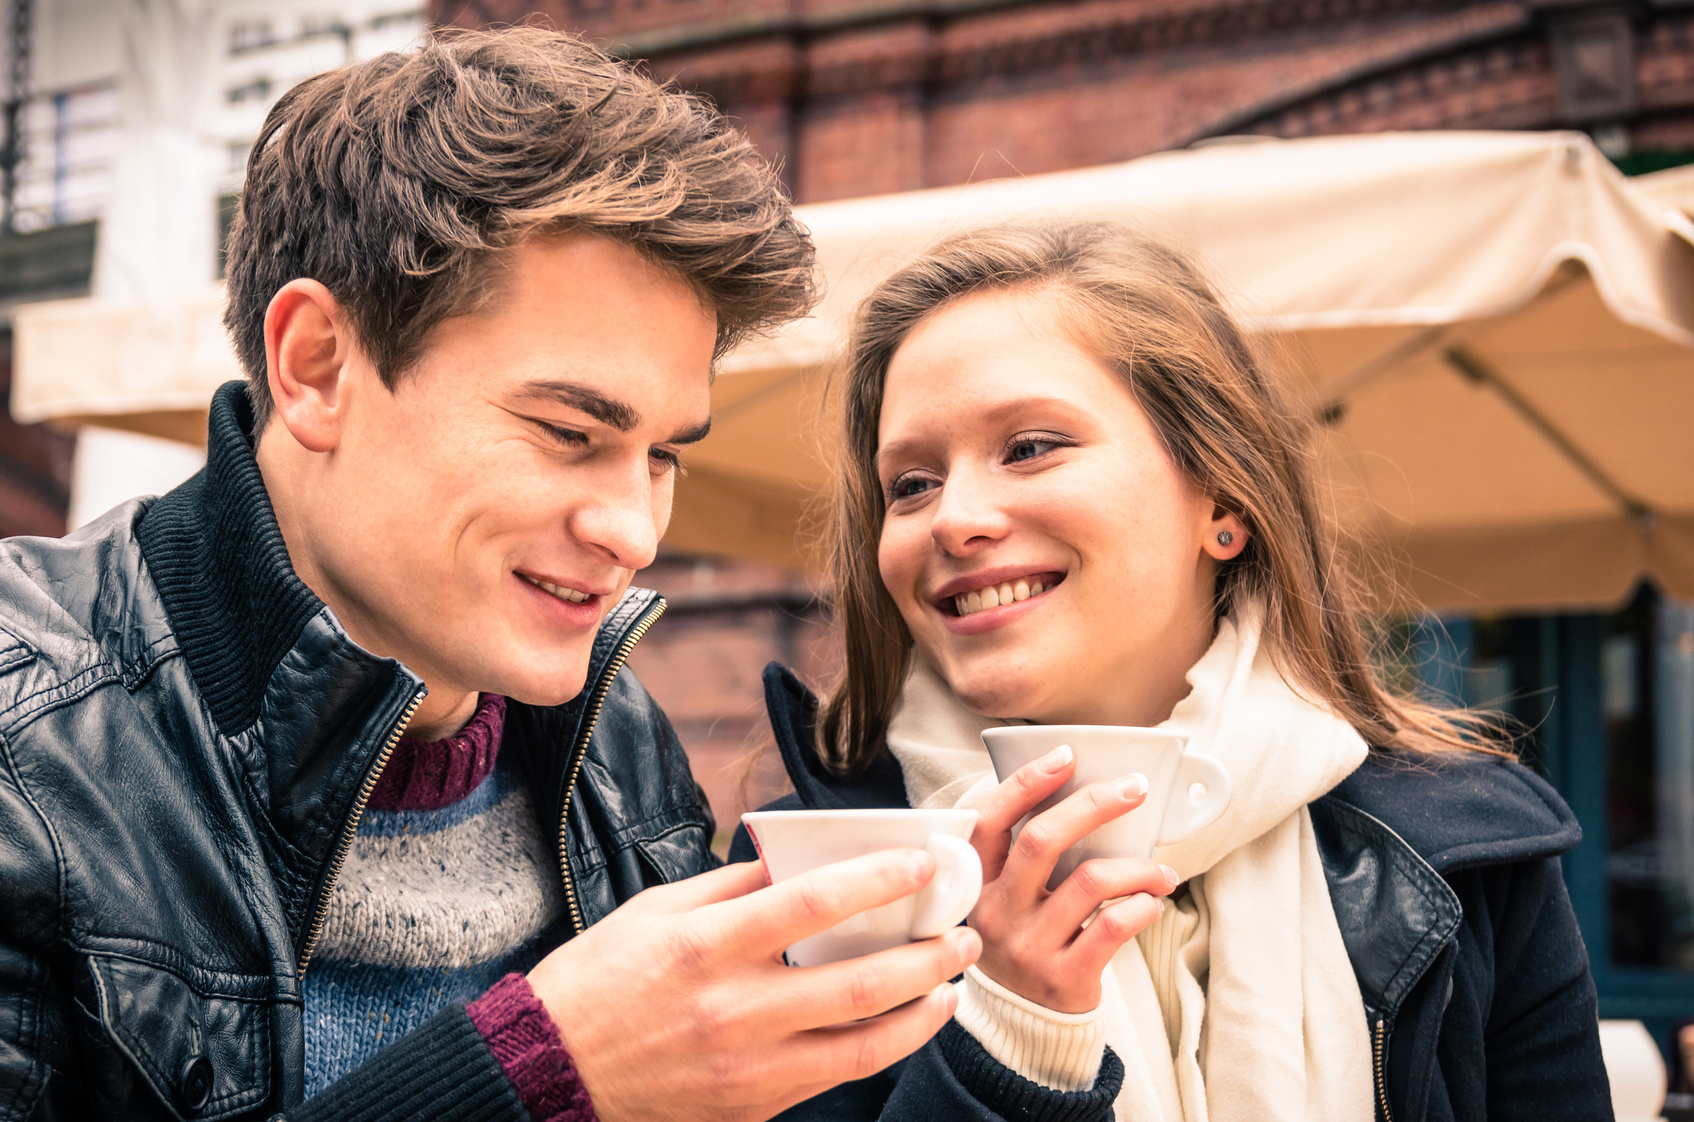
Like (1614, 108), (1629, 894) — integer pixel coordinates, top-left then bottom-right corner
(558, 597), (667, 935)
(296, 688), (427, 977)
(1374, 1015), (1394, 1122)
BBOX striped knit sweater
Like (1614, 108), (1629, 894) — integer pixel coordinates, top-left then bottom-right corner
(303, 693), (594, 1120)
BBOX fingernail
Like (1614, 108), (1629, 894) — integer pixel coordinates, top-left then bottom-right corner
(1157, 898), (1168, 916)
(908, 850), (935, 880)
(1040, 744), (1074, 772)
(1160, 864), (1180, 888)
(936, 983), (960, 1015)
(954, 927), (982, 962)
(1117, 773), (1149, 799)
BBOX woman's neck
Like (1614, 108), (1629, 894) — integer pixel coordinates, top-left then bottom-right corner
(1025, 610), (1217, 728)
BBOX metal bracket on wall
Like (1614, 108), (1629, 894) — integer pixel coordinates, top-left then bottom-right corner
(1440, 342), (1655, 529)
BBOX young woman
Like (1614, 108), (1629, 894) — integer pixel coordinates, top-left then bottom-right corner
(731, 221), (1609, 1122)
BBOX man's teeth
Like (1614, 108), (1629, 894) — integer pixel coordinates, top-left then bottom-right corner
(522, 574), (591, 603)
(954, 578), (1046, 617)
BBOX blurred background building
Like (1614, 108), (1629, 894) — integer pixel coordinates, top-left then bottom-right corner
(5, 0), (1694, 1086)
(436, 0), (1694, 198)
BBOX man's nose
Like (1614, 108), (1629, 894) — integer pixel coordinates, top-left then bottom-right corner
(569, 456), (661, 571)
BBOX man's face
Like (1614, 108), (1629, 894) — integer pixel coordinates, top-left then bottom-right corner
(283, 235), (715, 707)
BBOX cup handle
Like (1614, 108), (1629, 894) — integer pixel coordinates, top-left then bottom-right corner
(1157, 753), (1232, 846)
(909, 834), (983, 939)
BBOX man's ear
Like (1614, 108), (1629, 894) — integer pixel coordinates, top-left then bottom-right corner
(263, 279), (353, 454)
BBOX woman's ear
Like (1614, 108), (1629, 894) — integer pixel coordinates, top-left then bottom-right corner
(263, 279), (354, 454)
(1201, 503), (1249, 561)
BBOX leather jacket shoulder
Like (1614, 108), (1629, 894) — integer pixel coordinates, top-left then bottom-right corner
(749, 662), (1610, 1122)
(0, 382), (714, 1122)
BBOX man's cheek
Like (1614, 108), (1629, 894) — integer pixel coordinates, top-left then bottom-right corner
(653, 478), (675, 538)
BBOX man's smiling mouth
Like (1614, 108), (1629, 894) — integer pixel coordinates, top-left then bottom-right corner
(519, 572), (594, 604)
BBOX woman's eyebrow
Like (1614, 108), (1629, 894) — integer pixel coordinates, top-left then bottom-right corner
(876, 395), (1086, 465)
(515, 379), (640, 432)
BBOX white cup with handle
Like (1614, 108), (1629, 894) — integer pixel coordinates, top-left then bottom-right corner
(981, 726), (1231, 888)
(741, 808), (983, 967)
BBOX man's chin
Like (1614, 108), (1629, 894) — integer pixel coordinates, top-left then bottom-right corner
(484, 656), (593, 709)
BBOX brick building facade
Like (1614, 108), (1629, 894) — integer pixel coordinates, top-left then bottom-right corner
(623, 553), (833, 839)
(433, 0), (1694, 201)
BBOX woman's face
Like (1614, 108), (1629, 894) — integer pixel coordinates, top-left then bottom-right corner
(875, 288), (1241, 725)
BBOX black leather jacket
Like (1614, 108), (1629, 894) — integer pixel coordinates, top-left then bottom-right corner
(0, 383), (717, 1121)
(736, 664), (1615, 1122)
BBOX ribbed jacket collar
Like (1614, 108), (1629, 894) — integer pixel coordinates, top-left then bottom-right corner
(136, 381), (424, 946)
(136, 381), (343, 735)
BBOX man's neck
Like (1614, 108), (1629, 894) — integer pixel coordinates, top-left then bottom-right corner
(406, 689), (483, 741)
(255, 429), (481, 744)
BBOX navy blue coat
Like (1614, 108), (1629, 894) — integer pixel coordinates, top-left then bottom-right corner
(731, 665), (1613, 1122)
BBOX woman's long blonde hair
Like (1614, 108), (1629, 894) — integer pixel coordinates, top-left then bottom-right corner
(816, 221), (1508, 774)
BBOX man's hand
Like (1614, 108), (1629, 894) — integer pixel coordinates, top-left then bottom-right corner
(527, 850), (983, 1122)
(967, 745), (1177, 1013)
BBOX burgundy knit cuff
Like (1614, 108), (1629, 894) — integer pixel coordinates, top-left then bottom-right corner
(467, 973), (597, 1122)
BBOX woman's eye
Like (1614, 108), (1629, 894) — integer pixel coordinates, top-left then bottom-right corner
(1007, 437), (1060, 463)
(887, 475), (936, 502)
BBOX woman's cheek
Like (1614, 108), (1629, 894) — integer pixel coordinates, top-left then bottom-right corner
(877, 524), (924, 626)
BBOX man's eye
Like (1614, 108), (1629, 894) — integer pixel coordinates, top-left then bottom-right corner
(650, 448), (684, 474)
(539, 422), (589, 448)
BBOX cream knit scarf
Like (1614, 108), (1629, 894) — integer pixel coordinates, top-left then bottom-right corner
(887, 607), (1375, 1121)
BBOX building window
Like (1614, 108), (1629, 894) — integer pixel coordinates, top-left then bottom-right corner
(229, 20), (274, 53)
(226, 77), (272, 105)
(1420, 586), (1694, 1045)
(1607, 587), (1694, 972)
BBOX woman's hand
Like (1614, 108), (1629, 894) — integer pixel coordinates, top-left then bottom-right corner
(967, 744), (1179, 1013)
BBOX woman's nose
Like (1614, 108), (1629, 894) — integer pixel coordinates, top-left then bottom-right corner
(928, 467), (1011, 554)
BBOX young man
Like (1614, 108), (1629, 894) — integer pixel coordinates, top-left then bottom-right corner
(0, 30), (984, 1122)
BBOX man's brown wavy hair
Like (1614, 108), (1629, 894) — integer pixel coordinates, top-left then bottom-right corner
(224, 27), (815, 426)
(818, 221), (1510, 774)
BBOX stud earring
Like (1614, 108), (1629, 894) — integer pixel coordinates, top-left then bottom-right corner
(1217, 531), (1234, 547)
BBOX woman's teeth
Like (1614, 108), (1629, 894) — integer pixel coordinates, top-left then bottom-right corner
(954, 578), (1046, 618)
(522, 574), (591, 604)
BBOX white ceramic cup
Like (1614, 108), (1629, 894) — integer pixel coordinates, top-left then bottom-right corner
(741, 808), (983, 967)
(981, 726), (1231, 888)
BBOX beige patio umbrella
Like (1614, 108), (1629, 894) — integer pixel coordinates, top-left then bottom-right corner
(667, 130), (1694, 613)
(1634, 161), (1694, 220)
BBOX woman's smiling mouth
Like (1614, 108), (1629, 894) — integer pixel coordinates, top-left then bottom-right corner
(936, 571), (1066, 618)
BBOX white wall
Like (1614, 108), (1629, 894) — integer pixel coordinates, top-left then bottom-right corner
(67, 426), (208, 531)
(18, 0), (425, 520)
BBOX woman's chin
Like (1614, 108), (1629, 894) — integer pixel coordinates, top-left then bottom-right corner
(944, 672), (1052, 724)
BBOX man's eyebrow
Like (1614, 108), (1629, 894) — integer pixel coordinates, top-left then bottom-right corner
(515, 379), (640, 433)
(669, 418), (713, 445)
